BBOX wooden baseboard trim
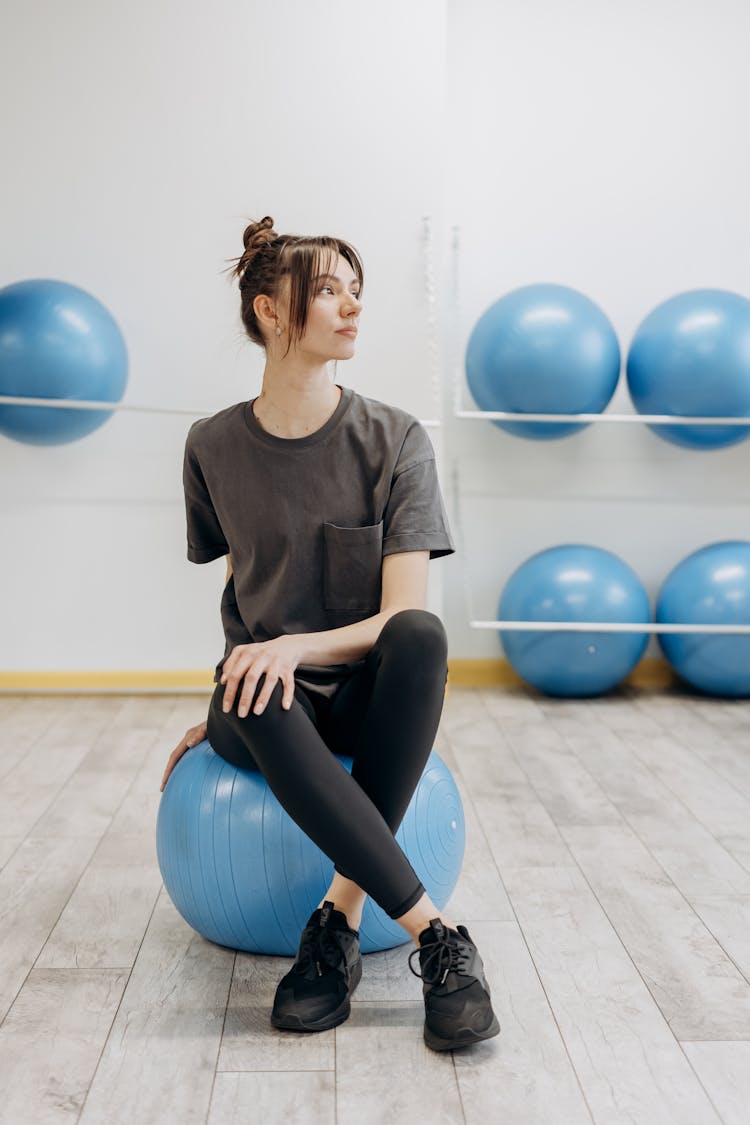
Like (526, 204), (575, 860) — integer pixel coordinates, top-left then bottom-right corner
(0, 670), (215, 694)
(0, 658), (676, 695)
(446, 657), (676, 690)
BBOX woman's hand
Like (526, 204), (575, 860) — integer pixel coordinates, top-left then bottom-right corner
(219, 634), (304, 718)
(160, 719), (208, 792)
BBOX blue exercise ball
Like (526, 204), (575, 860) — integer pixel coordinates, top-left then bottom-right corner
(626, 289), (750, 449)
(656, 541), (750, 697)
(465, 283), (621, 439)
(156, 742), (465, 955)
(498, 544), (651, 697)
(0, 278), (128, 445)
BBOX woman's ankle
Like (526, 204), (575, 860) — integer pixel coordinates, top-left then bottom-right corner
(316, 898), (362, 931)
(317, 875), (367, 931)
(394, 893), (457, 943)
(413, 916), (458, 942)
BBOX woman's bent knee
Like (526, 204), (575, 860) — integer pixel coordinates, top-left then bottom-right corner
(207, 696), (261, 770)
(207, 678), (298, 771)
(379, 609), (448, 660)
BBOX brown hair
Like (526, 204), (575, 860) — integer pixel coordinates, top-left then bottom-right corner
(226, 216), (364, 356)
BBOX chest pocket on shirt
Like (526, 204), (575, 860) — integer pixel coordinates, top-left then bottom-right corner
(323, 520), (384, 613)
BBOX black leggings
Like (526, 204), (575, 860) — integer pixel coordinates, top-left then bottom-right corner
(206, 609), (449, 921)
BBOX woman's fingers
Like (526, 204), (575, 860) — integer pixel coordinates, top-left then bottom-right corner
(247, 665), (283, 716)
(281, 670), (295, 711)
(221, 644), (297, 718)
(220, 639), (301, 715)
(159, 722), (208, 792)
(224, 664), (295, 718)
(240, 664), (275, 717)
(160, 744), (184, 791)
(230, 665), (263, 717)
(222, 659), (254, 714)
(247, 667), (295, 715)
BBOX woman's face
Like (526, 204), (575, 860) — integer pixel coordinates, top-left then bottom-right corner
(283, 253), (362, 362)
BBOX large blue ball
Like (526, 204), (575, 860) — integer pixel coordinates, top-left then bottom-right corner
(0, 278), (128, 446)
(626, 290), (750, 449)
(656, 541), (750, 697)
(499, 544), (650, 697)
(156, 742), (465, 955)
(465, 283), (621, 439)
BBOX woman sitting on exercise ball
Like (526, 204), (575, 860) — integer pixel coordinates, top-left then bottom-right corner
(160, 215), (500, 1052)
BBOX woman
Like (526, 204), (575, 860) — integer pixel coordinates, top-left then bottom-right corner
(160, 216), (500, 1052)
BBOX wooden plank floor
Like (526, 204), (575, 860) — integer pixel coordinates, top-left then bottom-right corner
(1, 686), (749, 1124)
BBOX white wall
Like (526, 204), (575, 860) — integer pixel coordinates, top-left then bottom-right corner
(3, 0), (749, 675)
(1, 0), (447, 675)
(442, 0), (750, 659)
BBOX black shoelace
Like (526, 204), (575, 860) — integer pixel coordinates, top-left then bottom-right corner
(295, 925), (345, 979)
(408, 936), (472, 987)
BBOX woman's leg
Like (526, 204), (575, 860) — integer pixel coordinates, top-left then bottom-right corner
(206, 672), (426, 921)
(207, 613), (498, 1048)
(324, 608), (449, 828)
(315, 609), (455, 934)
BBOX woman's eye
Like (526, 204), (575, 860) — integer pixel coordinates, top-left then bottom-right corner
(317, 284), (362, 301)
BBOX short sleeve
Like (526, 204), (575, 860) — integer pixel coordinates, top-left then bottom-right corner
(182, 427), (230, 564)
(382, 422), (455, 560)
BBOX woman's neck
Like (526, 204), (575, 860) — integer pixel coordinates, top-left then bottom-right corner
(252, 376), (342, 439)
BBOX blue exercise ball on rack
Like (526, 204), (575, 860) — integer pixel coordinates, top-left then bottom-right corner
(498, 544), (651, 697)
(626, 289), (750, 449)
(0, 278), (128, 446)
(465, 283), (621, 439)
(656, 541), (750, 697)
(156, 741), (465, 955)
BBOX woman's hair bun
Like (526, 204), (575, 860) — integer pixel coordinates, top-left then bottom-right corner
(242, 215), (277, 253)
(226, 216), (279, 284)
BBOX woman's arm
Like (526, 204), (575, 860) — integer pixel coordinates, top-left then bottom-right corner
(225, 553), (233, 583)
(217, 551), (432, 718)
(295, 550), (430, 665)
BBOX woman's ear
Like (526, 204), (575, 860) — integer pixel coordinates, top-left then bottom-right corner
(253, 293), (276, 332)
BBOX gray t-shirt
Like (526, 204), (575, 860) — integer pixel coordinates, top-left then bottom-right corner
(183, 383), (455, 697)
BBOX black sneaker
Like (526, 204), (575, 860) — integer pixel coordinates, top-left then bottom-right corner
(271, 901), (362, 1032)
(408, 918), (500, 1051)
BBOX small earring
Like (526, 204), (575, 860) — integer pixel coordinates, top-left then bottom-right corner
(275, 324), (282, 337)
